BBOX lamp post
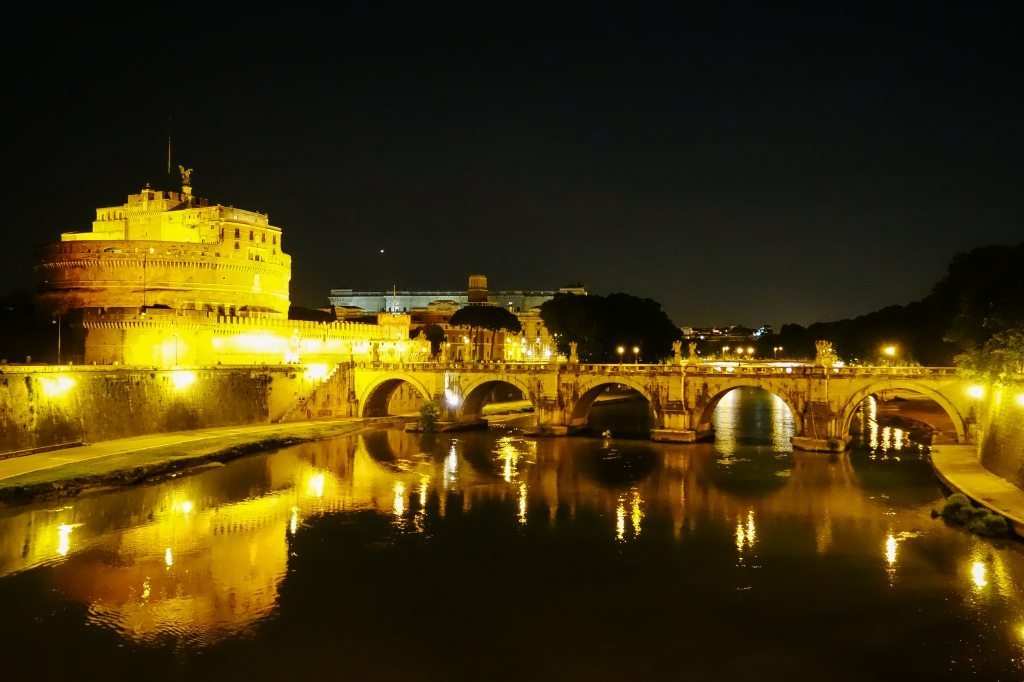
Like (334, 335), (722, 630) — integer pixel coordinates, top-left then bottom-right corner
(722, 345), (730, 359)
(632, 345), (639, 365)
(52, 313), (62, 365)
(773, 345), (783, 360)
(617, 346), (625, 365)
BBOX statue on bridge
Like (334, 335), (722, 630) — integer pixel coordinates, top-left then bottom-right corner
(815, 340), (838, 368)
(439, 342), (450, 362)
(672, 339), (683, 365)
(687, 341), (699, 365)
(569, 341), (579, 364)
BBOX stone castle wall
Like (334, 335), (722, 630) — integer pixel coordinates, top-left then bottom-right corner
(35, 240), (291, 316)
(0, 366), (314, 454)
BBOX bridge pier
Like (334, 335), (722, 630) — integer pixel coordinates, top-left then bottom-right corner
(651, 407), (712, 443)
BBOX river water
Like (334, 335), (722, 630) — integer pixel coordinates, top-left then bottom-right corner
(0, 388), (1022, 680)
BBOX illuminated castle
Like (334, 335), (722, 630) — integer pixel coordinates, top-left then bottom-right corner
(37, 170), (291, 317)
(35, 170), (426, 367)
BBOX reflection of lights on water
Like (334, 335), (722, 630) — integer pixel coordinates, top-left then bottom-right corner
(615, 498), (626, 541)
(307, 473), (325, 498)
(971, 561), (988, 589)
(164, 547), (173, 567)
(393, 482), (406, 518)
(181, 500), (194, 514)
(57, 523), (74, 557)
(885, 534), (897, 566)
(141, 579), (151, 600)
(445, 444), (458, 487)
(866, 396), (879, 450)
(893, 428), (904, 451)
(630, 490), (644, 537)
(289, 507), (299, 535)
(735, 510), (757, 555)
(768, 392), (794, 451)
(419, 476), (429, 508)
(518, 483), (527, 525)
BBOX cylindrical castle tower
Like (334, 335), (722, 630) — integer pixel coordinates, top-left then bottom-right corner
(35, 182), (291, 317)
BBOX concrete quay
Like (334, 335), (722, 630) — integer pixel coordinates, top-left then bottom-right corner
(931, 444), (1024, 535)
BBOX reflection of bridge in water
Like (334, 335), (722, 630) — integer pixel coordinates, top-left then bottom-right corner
(0, 420), (968, 644)
(296, 361), (976, 451)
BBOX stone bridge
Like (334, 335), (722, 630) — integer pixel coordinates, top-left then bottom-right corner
(298, 361), (976, 452)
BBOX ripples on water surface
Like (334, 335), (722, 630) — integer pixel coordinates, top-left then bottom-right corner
(0, 388), (1022, 679)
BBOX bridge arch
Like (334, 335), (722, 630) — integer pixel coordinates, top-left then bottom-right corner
(359, 373), (433, 418)
(696, 384), (803, 436)
(837, 380), (966, 444)
(569, 378), (663, 431)
(459, 375), (535, 422)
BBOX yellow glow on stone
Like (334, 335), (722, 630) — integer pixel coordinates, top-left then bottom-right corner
(171, 370), (196, 390)
(41, 375), (75, 398)
(304, 363), (329, 381)
(967, 385), (985, 399)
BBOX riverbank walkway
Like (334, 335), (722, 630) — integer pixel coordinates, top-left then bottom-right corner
(931, 444), (1024, 534)
(0, 418), (363, 483)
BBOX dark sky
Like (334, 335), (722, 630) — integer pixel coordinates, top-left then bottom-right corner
(5, 4), (1021, 327)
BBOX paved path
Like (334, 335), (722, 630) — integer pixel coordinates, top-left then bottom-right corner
(931, 444), (1024, 534)
(0, 419), (360, 482)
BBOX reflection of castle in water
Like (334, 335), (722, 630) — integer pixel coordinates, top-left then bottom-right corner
(0, 422), (963, 644)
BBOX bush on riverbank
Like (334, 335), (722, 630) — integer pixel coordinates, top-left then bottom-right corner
(418, 400), (441, 431)
(937, 493), (1009, 537)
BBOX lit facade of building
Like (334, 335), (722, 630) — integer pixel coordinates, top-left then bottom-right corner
(37, 183), (291, 317)
(329, 275), (586, 314)
(35, 176), (428, 367)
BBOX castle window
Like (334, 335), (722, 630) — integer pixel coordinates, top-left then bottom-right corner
(272, 235), (277, 245)
(234, 242), (239, 250)
(261, 232), (266, 243)
(234, 227), (240, 239)
(249, 230), (254, 241)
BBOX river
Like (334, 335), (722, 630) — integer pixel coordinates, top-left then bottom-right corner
(0, 388), (1021, 679)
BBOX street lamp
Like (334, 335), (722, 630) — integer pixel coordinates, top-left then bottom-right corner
(722, 345), (730, 359)
(617, 346), (625, 365)
(632, 346), (639, 365)
(882, 345), (897, 365)
(773, 345), (783, 360)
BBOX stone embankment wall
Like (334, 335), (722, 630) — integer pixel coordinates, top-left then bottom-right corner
(0, 366), (310, 454)
(980, 382), (1024, 488)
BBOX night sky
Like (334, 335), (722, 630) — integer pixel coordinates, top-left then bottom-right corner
(5, 5), (1021, 327)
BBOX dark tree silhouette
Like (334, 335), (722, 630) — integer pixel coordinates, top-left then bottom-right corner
(540, 292), (681, 363)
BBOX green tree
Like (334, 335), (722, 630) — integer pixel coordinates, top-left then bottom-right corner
(954, 326), (1024, 382)
(449, 305), (523, 361)
(539, 292), (681, 363)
